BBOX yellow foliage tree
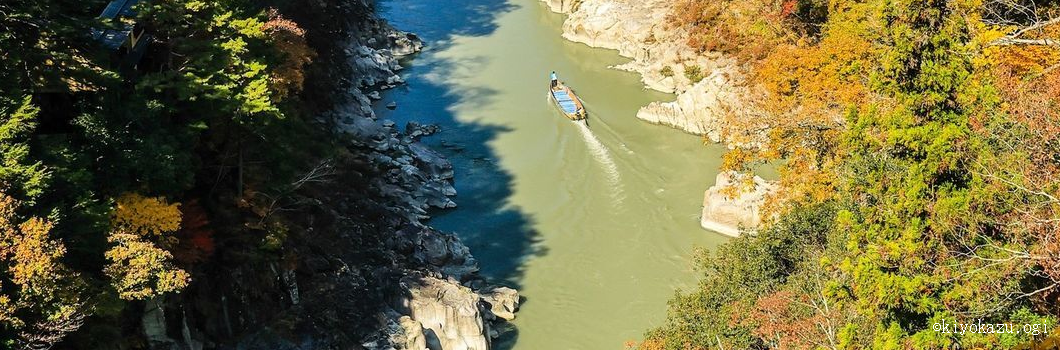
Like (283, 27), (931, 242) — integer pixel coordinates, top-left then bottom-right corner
(112, 193), (182, 237)
(105, 193), (189, 300)
(104, 232), (190, 300)
(0, 193), (85, 347)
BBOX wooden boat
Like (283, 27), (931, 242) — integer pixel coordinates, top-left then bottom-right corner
(548, 73), (587, 120)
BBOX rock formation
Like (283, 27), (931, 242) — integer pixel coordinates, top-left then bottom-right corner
(543, 0), (782, 234)
(396, 276), (491, 350)
(329, 12), (517, 350)
(539, 0), (751, 142)
(700, 172), (777, 237)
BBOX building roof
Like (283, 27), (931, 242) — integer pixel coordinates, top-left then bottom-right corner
(99, 0), (140, 19)
(93, 28), (130, 49)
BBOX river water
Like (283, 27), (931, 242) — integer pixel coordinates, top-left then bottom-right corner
(375, 0), (730, 348)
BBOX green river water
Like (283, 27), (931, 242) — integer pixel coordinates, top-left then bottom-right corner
(374, 0), (731, 348)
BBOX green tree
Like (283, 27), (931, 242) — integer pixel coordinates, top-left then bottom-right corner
(0, 97), (48, 201)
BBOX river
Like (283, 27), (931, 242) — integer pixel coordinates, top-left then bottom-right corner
(374, 0), (730, 348)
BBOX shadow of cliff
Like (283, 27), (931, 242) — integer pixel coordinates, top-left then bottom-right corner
(378, 0), (518, 51)
(374, 0), (540, 347)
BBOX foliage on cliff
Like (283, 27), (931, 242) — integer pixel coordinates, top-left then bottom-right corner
(0, 0), (357, 347)
(648, 0), (1060, 348)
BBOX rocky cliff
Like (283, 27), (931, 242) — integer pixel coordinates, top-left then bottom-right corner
(540, 0), (750, 142)
(541, 0), (775, 235)
(140, 2), (517, 350)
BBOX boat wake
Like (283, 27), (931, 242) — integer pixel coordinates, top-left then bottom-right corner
(574, 120), (624, 202)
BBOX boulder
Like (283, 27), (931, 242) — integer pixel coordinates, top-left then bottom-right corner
(397, 276), (490, 350)
(701, 171), (777, 237)
(480, 287), (519, 321)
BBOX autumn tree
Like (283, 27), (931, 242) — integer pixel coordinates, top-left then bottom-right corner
(105, 193), (189, 300)
(0, 193), (85, 349)
(263, 8), (315, 99)
(648, 0), (1060, 348)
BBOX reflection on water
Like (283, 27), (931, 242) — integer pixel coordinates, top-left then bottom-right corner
(376, 0), (731, 348)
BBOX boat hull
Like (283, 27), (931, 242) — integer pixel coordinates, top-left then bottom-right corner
(548, 83), (587, 120)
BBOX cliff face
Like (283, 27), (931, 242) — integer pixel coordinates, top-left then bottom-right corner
(141, 2), (517, 350)
(541, 0), (774, 236)
(540, 0), (750, 142)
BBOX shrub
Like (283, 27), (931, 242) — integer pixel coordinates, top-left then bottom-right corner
(659, 66), (674, 77)
(683, 65), (704, 83)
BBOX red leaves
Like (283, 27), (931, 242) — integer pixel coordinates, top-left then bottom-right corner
(780, 0), (799, 19)
(175, 199), (215, 264)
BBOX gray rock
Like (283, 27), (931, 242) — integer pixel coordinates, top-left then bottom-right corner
(142, 299), (177, 347)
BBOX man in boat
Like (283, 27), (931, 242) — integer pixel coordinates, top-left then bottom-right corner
(550, 71), (558, 87)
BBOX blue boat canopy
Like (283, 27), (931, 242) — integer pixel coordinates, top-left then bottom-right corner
(553, 89), (579, 114)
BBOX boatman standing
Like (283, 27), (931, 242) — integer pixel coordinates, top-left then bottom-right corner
(551, 71), (557, 83)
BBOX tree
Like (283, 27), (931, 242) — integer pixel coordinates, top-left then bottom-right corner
(263, 8), (315, 99)
(105, 193), (188, 300)
(0, 193), (85, 349)
(649, 0), (1060, 348)
(0, 97), (48, 202)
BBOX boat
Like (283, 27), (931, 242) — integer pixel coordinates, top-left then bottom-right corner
(548, 72), (587, 120)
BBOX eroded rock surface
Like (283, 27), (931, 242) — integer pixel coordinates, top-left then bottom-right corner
(701, 172), (777, 237)
(541, 0), (752, 142)
(396, 276), (490, 350)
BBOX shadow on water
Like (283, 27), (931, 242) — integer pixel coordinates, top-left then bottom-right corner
(379, 0), (519, 50)
(374, 0), (542, 345)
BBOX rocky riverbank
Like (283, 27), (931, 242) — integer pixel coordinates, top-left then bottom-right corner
(540, 0), (750, 142)
(325, 5), (522, 350)
(541, 0), (773, 236)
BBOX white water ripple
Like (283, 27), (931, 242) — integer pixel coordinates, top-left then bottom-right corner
(573, 120), (625, 203)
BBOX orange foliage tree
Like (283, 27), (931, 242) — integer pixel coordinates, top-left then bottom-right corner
(263, 8), (315, 99)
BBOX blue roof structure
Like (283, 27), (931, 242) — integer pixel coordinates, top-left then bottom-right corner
(100, 0), (140, 19)
(96, 28), (130, 49)
(94, 0), (144, 50)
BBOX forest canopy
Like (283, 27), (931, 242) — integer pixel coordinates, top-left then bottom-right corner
(641, 0), (1060, 349)
(0, 0), (334, 347)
